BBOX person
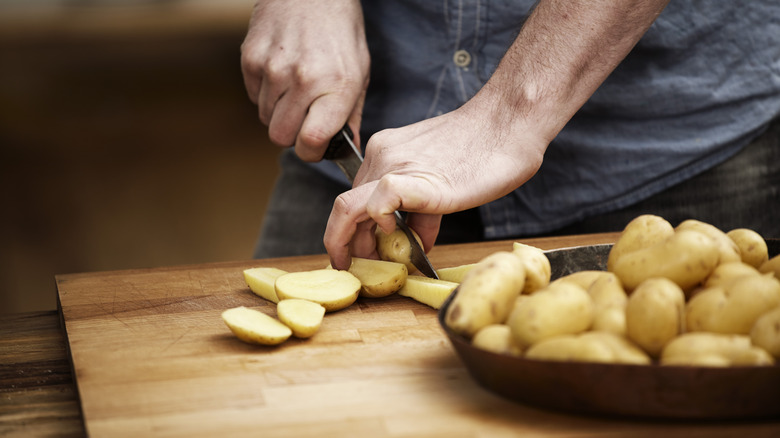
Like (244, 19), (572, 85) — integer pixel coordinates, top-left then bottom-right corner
(241, 0), (780, 270)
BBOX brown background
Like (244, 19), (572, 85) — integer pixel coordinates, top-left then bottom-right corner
(1, 1), (281, 314)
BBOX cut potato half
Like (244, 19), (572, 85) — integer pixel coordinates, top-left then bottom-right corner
(348, 257), (408, 298)
(277, 299), (326, 338)
(243, 267), (287, 303)
(398, 276), (458, 309)
(221, 306), (292, 346)
(275, 269), (361, 312)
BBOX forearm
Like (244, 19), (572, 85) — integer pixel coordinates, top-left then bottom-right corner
(474, 0), (669, 146)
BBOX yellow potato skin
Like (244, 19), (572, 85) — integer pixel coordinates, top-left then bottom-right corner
(471, 324), (523, 356)
(676, 219), (741, 265)
(508, 281), (594, 348)
(375, 227), (424, 274)
(750, 306), (780, 358)
(276, 299), (326, 339)
(524, 332), (650, 364)
(444, 251), (526, 338)
(686, 273), (780, 334)
(221, 306), (292, 346)
(727, 228), (769, 269)
(703, 262), (760, 289)
(607, 214), (674, 272)
(661, 332), (774, 366)
(625, 277), (685, 357)
(587, 272), (628, 336)
(550, 270), (613, 291)
(760, 254), (780, 280)
(611, 229), (719, 293)
(347, 257), (408, 298)
(512, 242), (551, 294)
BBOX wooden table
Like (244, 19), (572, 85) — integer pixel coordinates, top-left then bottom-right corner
(3, 233), (780, 437)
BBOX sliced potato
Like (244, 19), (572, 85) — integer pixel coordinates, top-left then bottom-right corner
(398, 275), (458, 309)
(347, 257), (408, 298)
(243, 267), (287, 303)
(277, 299), (326, 338)
(436, 263), (478, 283)
(275, 269), (361, 312)
(221, 306), (292, 346)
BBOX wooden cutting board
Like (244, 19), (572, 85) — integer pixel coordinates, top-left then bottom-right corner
(55, 233), (780, 437)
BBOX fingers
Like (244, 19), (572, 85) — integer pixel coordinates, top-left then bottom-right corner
(406, 213), (442, 252)
(324, 183), (377, 270)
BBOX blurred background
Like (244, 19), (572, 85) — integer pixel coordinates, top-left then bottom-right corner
(0, 0), (282, 314)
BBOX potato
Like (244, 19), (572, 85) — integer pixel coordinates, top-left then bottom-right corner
(676, 219), (741, 265)
(275, 269), (361, 312)
(550, 270), (613, 290)
(607, 214), (674, 272)
(276, 299), (326, 339)
(759, 254), (780, 280)
(243, 267), (287, 303)
(611, 229), (719, 293)
(508, 281), (594, 348)
(661, 332), (774, 366)
(703, 262), (760, 289)
(587, 272), (628, 336)
(625, 277), (685, 357)
(436, 263), (478, 283)
(471, 324), (523, 356)
(221, 306), (292, 346)
(750, 306), (780, 358)
(525, 331), (650, 364)
(445, 251), (526, 338)
(398, 275), (458, 309)
(512, 242), (551, 293)
(727, 228), (769, 269)
(375, 226), (424, 273)
(686, 273), (780, 334)
(347, 257), (408, 298)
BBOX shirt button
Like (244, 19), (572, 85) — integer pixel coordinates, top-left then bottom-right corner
(453, 49), (471, 68)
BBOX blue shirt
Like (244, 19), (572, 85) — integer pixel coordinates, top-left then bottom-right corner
(314, 0), (780, 238)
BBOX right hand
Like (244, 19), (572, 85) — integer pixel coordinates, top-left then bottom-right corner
(240, 0), (370, 161)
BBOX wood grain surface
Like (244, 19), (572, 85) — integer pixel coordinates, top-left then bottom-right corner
(53, 234), (780, 437)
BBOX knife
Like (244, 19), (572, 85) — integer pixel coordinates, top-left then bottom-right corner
(324, 125), (439, 279)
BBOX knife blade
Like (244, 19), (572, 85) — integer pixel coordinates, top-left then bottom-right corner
(324, 126), (439, 279)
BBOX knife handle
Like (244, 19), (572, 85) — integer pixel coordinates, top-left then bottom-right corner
(323, 124), (355, 160)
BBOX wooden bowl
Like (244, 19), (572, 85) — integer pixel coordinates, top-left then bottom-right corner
(438, 240), (780, 420)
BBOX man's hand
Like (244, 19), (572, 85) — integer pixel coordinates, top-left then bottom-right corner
(323, 0), (669, 270)
(240, 0), (370, 161)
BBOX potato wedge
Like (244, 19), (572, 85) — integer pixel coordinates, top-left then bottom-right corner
(347, 257), (408, 298)
(221, 306), (292, 346)
(436, 263), (478, 283)
(398, 276), (458, 309)
(277, 299), (326, 338)
(243, 267), (287, 303)
(275, 269), (361, 312)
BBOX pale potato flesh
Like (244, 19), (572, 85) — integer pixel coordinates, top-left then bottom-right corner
(348, 257), (408, 298)
(243, 267), (287, 303)
(436, 263), (478, 283)
(277, 299), (326, 338)
(275, 269), (361, 312)
(398, 275), (458, 309)
(222, 306), (292, 346)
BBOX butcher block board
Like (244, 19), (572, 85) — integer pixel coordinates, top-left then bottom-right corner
(56, 233), (780, 437)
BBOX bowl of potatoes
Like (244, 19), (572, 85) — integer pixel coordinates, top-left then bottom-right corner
(438, 215), (780, 420)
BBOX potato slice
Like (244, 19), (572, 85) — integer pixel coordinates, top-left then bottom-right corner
(243, 267), (287, 303)
(277, 299), (326, 338)
(436, 263), (478, 283)
(221, 306), (292, 346)
(275, 269), (361, 312)
(398, 275), (458, 309)
(347, 257), (408, 298)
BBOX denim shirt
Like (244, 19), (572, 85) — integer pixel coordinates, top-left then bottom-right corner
(314, 0), (780, 238)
